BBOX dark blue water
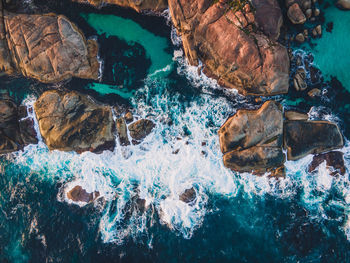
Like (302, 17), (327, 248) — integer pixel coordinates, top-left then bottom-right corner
(1, 1), (350, 262)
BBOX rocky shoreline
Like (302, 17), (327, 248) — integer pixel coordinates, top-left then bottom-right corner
(0, 0), (347, 204)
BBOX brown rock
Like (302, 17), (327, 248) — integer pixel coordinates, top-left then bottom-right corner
(308, 88), (321, 98)
(305, 8), (312, 18)
(284, 110), (308, 121)
(336, 0), (350, 10)
(34, 90), (115, 153)
(169, 0), (289, 96)
(116, 117), (130, 146)
(0, 12), (99, 83)
(218, 101), (285, 173)
(314, 8), (320, 16)
(295, 33), (305, 43)
(308, 151), (345, 175)
(179, 187), (196, 204)
(287, 3), (306, 24)
(124, 111), (133, 123)
(128, 119), (154, 141)
(293, 68), (307, 91)
(284, 120), (344, 160)
(67, 185), (100, 203)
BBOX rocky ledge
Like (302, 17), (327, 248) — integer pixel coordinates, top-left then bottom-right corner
(219, 101), (344, 176)
(0, 3), (99, 82)
(169, 0), (289, 96)
(0, 92), (37, 154)
(34, 90), (115, 153)
(72, 0), (167, 12)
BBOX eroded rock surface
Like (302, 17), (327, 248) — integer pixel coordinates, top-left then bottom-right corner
(128, 119), (155, 142)
(34, 90), (115, 153)
(0, 95), (37, 154)
(169, 0), (289, 96)
(0, 9), (99, 82)
(284, 121), (344, 160)
(218, 101), (285, 174)
(67, 185), (100, 203)
(72, 0), (167, 12)
(308, 151), (345, 176)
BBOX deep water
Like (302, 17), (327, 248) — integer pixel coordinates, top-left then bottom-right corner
(1, 1), (350, 263)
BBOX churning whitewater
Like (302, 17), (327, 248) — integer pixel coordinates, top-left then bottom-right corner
(6, 44), (350, 247)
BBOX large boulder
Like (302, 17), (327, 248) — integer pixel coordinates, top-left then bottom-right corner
(284, 121), (344, 160)
(72, 0), (167, 12)
(169, 0), (289, 96)
(218, 101), (285, 174)
(336, 0), (350, 10)
(128, 119), (155, 142)
(34, 90), (115, 153)
(287, 3), (306, 24)
(0, 11), (99, 83)
(67, 185), (100, 203)
(0, 95), (37, 154)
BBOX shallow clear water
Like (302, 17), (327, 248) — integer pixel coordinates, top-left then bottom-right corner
(1, 3), (350, 263)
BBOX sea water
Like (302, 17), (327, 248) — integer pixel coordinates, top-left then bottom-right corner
(1, 3), (350, 263)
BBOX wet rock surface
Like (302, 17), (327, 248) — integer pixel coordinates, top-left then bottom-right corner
(67, 185), (100, 203)
(308, 151), (346, 175)
(179, 187), (196, 204)
(128, 119), (155, 142)
(34, 90), (115, 153)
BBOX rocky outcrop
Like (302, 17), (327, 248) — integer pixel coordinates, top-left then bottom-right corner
(218, 101), (285, 174)
(179, 187), (196, 204)
(219, 101), (344, 175)
(34, 90), (115, 153)
(67, 185), (100, 203)
(0, 94), (37, 154)
(169, 0), (289, 96)
(72, 0), (167, 12)
(308, 151), (345, 176)
(128, 119), (155, 142)
(284, 121), (344, 160)
(116, 117), (130, 146)
(0, 9), (99, 82)
(336, 0), (350, 10)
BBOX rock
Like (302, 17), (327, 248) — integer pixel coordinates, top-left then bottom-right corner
(312, 25), (322, 37)
(284, 120), (344, 160)
(293, 68), (307, 91)
(0, 12), (99, 83)
(116, 117), (130, 146)
(295, 33), (305, 43)
(284, 110), (308, 121)
(314, 8), (320, 16)
(0, 97), (37, 154)
(179, 187), (196, 204)
(67, 185), (100, 203)
(305, 8), (312, 18)
(169, 0), (289, 96)
(308, 151), (345, 175)
(34, 90), (115, 153)
(124, 111), (133, 123)
(72, 0), (167, 12)
(128, 119), (154, 141)
(287, 3), (306, 24)
(218, 101), (285, 173)
(336, 0), (350, 10)
(302, 0), (312, 9)
(308, 88), (321, 98)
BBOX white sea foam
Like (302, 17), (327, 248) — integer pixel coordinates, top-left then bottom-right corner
(10, 44), (350, 246)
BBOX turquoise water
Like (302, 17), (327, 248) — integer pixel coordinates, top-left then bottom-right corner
(308, 5), (350, 90)
(1, 2), (350, 262)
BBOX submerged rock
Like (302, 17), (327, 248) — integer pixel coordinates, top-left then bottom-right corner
(34, 90), (115, 153)
(0, 11), (99, 82)
(67, 185), (100, 203)
(308, 151), (345, 175)
(72, 0), (167, 12)
(218, 101), (285, 174)
(0, 96), (37, 154)
(284, 121), (344, 160)
(169, 0), (289, 96)
(128, 119), (155, 142)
